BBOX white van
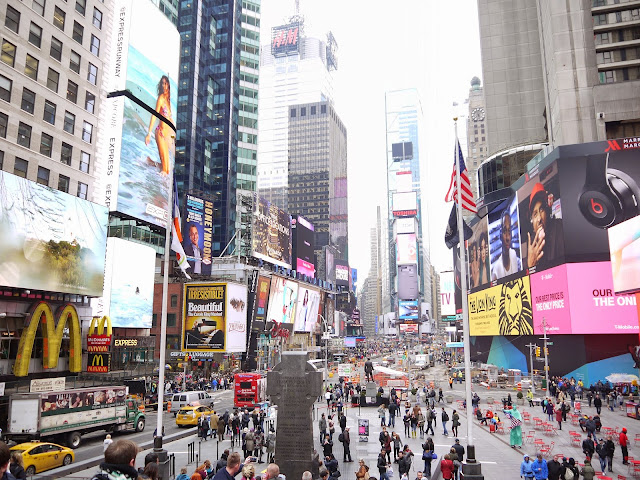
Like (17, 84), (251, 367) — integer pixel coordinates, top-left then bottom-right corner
(171, 391), (214, 415)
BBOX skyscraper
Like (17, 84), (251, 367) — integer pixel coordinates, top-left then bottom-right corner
(466, 77), (486, 199)
(175, 0), (260, 255)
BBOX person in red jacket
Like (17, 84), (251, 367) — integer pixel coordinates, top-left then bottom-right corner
(555, 404), (563, 430)
(440, 453), (455, 480)
(620, 427), (629, 465)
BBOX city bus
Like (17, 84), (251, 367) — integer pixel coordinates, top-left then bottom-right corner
(234, 372), (267, 408)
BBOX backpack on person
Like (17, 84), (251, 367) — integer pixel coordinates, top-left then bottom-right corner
(338, 432), (344, 443)
(564, 466), (576, 480)
(444, 412), (450, 422)
(363, 466), (370, 480)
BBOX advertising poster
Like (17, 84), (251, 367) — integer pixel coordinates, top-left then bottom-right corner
(399, 323), (419, 333)
(396, 233), (417, 265)
(292, 215), (315, 278)
(467, 217), (490, 290)
(102, 238), (155, 328)
(420, 302), (430, 323)
(183, 283), (226, 351)
(325, 295), (336, 336)
(335, 260), (350, 287)
(392, 191), (418, 217)
(41, 387), (126, 417)
(399, 300), (419, 320)
(267, 277), (298, 325)
(293, 286), (321, 332)
(325, 246), (336, 284)
(469, 276), (533, 336)
(517, 161), (565, 274)
(104, 0), (180, 228)
(608, 215), (640, 294)
(488, 195), (523, 282)
(529, 264), (572, 334)
(395, 217), (416, 235)
(225, 282), (248, 353)
(182, 194), (213, 275)
(251, 195), (292, 268)
(0, 171), (108, 296)
(254, 275), (271, 323)
(439, 271), (456, 318)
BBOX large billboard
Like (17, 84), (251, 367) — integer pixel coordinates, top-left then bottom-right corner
(0, 171), (108, 296)
(251, 195), (292, 269)
(182, 194), (213, 275)
(271, 23), (300, 57)
(104, 0), (180, 228)
(266, 276), (298, 325)
(396, 233), (417, 265)
(439, 271), (455, 317)
(102, 238), (155, 328)
(253, 275), (271, 323)
(398, 300), (419, 320)
(292, 215), (315, 278)
(392, 191), (418, 217)
(608, 214), (640, 294)
(398, 264), (419, 300)
(335, 260), (350, 287)
(468, 276), (533, 336)
(488, 194), (523, 281)
(293, 286), (321, 332)
(182, 282), (247, 353)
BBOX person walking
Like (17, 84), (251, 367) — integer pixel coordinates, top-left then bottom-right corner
(520, 454), (534, 480)
(619, 427), (629, 466)
(426, 409), (435, 436)
(451, 411), (460, 438)
(421, 437), (435, 478)
(596, 438), (607, 473)
(379, 405), (388, 427)
(319, 414), (328, 444)
(440, 453), (454, 480)
(605, 435), (615, 473)
(594, 395), (602, 415)
(579, 459), (596, 480)
(582, 434), (595, 460)
(531, 453), (548, 480)
(554, 404), (563, 431)
(392, 433), (402, 463)
(103, 434), (113, 452)
(340, 427), (353, 463)
(378, 448), (390, 480)
(417, 411), (425, 439)
(441, 408), (449, 437)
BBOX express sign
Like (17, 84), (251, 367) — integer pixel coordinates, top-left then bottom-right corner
(271, 24), (299, 57)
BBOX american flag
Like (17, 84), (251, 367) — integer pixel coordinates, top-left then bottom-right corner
(445, 140), (477, 213)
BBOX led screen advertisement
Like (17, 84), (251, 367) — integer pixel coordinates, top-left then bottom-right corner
(608, 215), (640, 294)
(0, 171), (108, 296)
(335, 260), (350, 287)
(182, 282), (248, 352)
(467, 215), (490, 290)
(182, 194), (213, 275)
(104, 0), (180, 228)
(292, 215), (315, 278)
(251, 194), (292, 269)
(439, 271), (456, 317)
(395, 217), (416, 235)
(398, 300), (419, 320)
(102, 238), (155, 328)
(392, 191), (418, 217)
(488, 195), (523, 281)
(398, 264), (419, 300)
(396, 233), (417, 265)
(267, 276), (298, 325)
(253, 275), (271, 323)
(293, 286), (321, 332)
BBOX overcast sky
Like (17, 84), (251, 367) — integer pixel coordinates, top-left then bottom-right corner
(259, 0), (483, 282)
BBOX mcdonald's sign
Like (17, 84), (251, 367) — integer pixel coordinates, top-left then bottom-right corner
(87, 316), (112, 353)
(87, 353), (110, 373)
(14, 302), (82, 377)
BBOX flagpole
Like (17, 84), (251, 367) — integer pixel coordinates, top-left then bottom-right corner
(453, 119), (477, 468)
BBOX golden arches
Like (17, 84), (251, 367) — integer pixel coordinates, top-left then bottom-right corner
(14, 302), (82, 377)
(89, 315), (112, 336)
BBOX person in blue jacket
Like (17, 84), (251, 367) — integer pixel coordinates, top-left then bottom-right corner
(520, 454), (534, 479)
(531, 453), (548, 480)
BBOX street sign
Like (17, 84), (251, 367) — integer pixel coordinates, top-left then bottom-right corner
(547, 342), (554, 345)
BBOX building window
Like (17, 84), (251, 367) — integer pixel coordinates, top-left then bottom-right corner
(46, 67), (59, 92)
(85, 91), (95, 114)
(0, 113), (7, 138)
(170, 295), (178, 307)
(24, 54), (38, 80)
(0, 74), (11, 102)
(40, 133), (53, 158)
(72, 21), (83, 44)
(167, 313), (176, 327)
(63, 111), (75, 134)
(17, 122), (32, 148)
(301, 107), (306, 117)
(321, 104), (327, 114)
(37, 166), (50, 185)
(77, 182), (88, 199)
(61, 142), (72, 165)
(21, 88), (35, 114)
(33, 0), (45, 17)
(5, 6), (20, 34)
(13, 157), (28, 178)
(67, 80), (78, 103)
(75, 0), (86, 16)
(69, 50), (80, 73)
(58, 174), (70, 193)
(311, 105), (316, 115)
(87, 63), (97, 85)
(152, 314), (157, 327)
(80, 151), (90, 172)
(53, 6), (65, 31)
(1, 40), (17, 67)
(82, 121), (93, 143)
(50, 36), (62, 61)
(0, 150), (3, 170)
(29, 23), (43, 48)
(290, 108), (296, 118)
(90, 35), (100, 56)
(92, 8), (103, 29)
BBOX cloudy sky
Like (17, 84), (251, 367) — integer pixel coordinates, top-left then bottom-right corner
(259, 0), (483, 280)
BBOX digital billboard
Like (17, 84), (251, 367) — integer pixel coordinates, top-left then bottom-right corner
(395, 171), (413, 192)
(395, 217), (416, 235)
(488, 195), (523, 281)
(293, 286), (321, 332)
(439, 271), (455, 317)
(467, 215), (490, 290)
(398, 300), (419, 320)
(103, 238), (155, 328)
(392, 191), (418, 217)
(292, 215), (315, 278)
(468, 276), (533, 336)
(608, 215), (640, 294)
(253, 275), (271, 323)
(399, 323), (419, 334)
(0, 171), (108, 296)
(267, 276), (298, 325)
(398, 264), (419, 300)
(182, 194), (213, 275)
(182, 282), (248, 352)
(271, 23), (300, 57)
(251, 194), (292, 269)
(104, 0), (180, 228)
(396, 233), (417, 265)
(335, 260), (350, 287)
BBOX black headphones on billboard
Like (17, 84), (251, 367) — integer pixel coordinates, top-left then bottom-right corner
(578, 153), (640, 228)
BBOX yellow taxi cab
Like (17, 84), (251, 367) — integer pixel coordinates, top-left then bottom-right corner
(11, 441), (74, 475)
(175, 405), (213, 427)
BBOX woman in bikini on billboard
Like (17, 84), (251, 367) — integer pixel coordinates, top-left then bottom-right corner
(145, 75), (173, 175)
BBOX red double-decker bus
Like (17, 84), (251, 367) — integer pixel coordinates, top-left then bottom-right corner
(234, 373), (266, 408)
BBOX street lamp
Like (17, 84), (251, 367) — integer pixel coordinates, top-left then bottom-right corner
(319, 314), (329, 392)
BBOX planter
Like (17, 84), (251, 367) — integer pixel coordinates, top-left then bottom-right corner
(487, 396), (494, 404)
(410, 394), (417, 403)
(517, 398), (525, 406)
(446, 395), (453, 404)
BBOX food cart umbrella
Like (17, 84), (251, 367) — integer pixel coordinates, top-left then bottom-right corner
(606, 373), (639, 384)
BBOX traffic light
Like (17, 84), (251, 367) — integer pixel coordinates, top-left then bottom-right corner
(544, 347), (549, 356)
(535, 346), (541, 357)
